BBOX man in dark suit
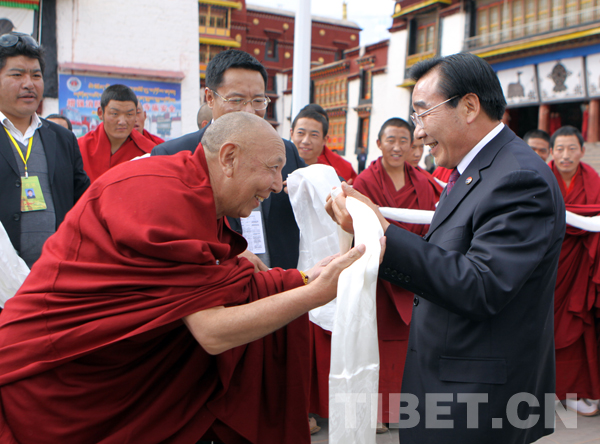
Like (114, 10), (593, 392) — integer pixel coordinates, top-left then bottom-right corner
(0, 32), (89, 268)
(152, 49), (305, 269)
(328, 53), (565, 444)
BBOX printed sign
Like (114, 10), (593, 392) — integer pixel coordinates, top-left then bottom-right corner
(58, 74), (182, 139)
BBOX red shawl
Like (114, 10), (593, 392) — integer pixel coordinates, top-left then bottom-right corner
(142, 128), (165, 145)
(0, 146), (309, 444)
(550, 161), (600, 399)
(78, 123), (157, 183)
(432, 166), (453, 183)
(317, 146), (358, 182)
(354, 158), (441, 339)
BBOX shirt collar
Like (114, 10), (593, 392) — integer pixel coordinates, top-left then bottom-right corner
(0, 110), (42, 143)
(457, 122), (505, 175)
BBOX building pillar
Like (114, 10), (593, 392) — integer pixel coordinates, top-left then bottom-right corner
(538, 104), (550, 133)
(588, 99), (600, 143)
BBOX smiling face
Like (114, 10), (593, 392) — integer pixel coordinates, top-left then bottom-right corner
(412, 70), (468, 169)
(206, 68), (267, 120)
(408, 137), (424, 168)
(377, 125), (411, 172)
(290, 117), (327, 165)
(230, 131), (286, 218)
(552, 135), (584, 180)
(0, 55), (44, 127)
(99, 100), (137, 143)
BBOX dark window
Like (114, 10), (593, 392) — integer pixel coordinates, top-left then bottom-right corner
(265, 39), (278, 61)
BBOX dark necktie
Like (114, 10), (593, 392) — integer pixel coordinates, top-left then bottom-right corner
(446, 168), (460, 195)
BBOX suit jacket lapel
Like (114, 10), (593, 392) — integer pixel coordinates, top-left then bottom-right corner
(424, 126), (515, 240)
(0, 125), (21, 176)
(38, 121), (56, 185)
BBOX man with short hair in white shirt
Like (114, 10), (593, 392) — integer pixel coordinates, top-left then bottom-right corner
(0, 32), (88, 268)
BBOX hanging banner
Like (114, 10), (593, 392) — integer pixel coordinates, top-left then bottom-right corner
(538, 56), (586, 103)
(57, 74), (182, 140)
(586, 53), (600, 98)
(497, 65), (539, 107)
(0, 5), (35, 34)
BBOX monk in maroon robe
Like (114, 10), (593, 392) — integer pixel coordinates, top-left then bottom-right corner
(432, 165), (452, 182)
(135, 101), (165, 144)
(290, 103), (357, 183)
(141, 128), (165, 144)
(78, 85), (157, 183)
(317, 145), (357, 182)
(0, 113), (365, 443)
(550, 126), (600, 415)
(308, 118), (441, 426)
(79, 122), (156, 182)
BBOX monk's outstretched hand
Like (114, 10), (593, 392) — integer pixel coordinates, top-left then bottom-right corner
(306, 244), (366, 307)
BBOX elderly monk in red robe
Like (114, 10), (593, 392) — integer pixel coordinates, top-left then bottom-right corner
(135, 101), (165, 145)
(0, 112), (367, 444)
(290, 103), (357, 182)
(307, 117), (441, 431)
(78, 84), (156, 183)
(549, 125), (600, 416)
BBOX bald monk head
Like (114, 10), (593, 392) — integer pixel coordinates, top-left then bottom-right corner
(202, 112), (285, 219)
(197, 103), (212, 129)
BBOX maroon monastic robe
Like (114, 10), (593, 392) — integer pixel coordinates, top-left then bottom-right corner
(142, 128), (165, 145)
(308, 159), (441, 422)
(79, 123), (157, 183)
(550, 160), (600, 400)
(432, 165), (453, 183)
(0, 145), (310, 444)
(317, 146), (358, 182)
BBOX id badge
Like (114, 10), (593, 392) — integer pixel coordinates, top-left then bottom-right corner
(21, 176), (47, 212)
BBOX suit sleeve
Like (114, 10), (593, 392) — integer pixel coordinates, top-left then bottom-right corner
(70, 131), (90, 203)
(151, 130), (204, 157)
(380, 169), (563, 321)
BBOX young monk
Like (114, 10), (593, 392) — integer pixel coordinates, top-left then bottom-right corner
(78, 84), (156, 182)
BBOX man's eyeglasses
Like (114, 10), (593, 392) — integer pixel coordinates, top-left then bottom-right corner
(410, 95), (459, 129)
(211, 89), (271, 111)
(0, 32), (39, 49)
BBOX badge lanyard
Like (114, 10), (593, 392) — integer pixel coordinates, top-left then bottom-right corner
(4, 127), (47, 212)
(4, 127), (33, 177)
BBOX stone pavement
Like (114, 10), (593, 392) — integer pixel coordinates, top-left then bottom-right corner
(310, 412), (600, 443)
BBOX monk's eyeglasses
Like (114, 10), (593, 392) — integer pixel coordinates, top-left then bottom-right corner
(210, 89), (271, 111)
(0, 32), (39, 48)
(410, 95), (459, 129)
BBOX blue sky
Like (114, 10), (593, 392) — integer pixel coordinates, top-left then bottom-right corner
(247, 0), (395, 46)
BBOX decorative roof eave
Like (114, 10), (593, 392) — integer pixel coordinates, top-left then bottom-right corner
(322, 106), (348, 117)
(392, 0), (451, 18)
(199, 0), (242, 10)
(357, 55), (376, 67)
(472, 27), (600, 59)
(310, 61), (350, 79)
(366, 39), (390, 52)
(353, 104), (372, 118)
